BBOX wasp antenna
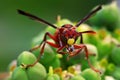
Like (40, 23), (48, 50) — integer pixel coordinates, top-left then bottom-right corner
(75, 5), (102, 27)
(17, 9), (57, 29)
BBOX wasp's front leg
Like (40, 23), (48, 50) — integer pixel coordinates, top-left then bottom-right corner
(29, 32), (56, 52)
(73, 44), (101, 73)
(57, 46), (67, 54)
(26, 32), (57, 68)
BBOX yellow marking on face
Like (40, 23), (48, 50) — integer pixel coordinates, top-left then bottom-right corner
(67, 38), (75, 45)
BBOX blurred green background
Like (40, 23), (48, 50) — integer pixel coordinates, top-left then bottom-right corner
(0, 0), (111, 72)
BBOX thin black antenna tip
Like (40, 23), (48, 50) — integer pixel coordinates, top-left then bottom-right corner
(17, 9), (21, 13)
(17, 9), (57, 29)
(17, 9), (24, 14)
(76, 5), (102, 27)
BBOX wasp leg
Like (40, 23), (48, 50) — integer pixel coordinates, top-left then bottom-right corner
(27, 32), (57, 68)
(57, 46), (67, 54)
(40, 41), (59, 54)
(80, 34), (83, 44)
(29, 44), (41, 52)
(88, 52), (96, 56)
(29, 32), (56, 52)
(68, 48), (82, 57)
(79, 30), (96, 44)
(74, 44), (101, 73)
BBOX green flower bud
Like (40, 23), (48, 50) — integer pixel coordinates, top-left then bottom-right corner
(113, 29), (120, 41)
(70, 75), (85, 80)
(47, 76), (55, 80)
(11, 66), (28, 80)
(106, 63), (115, 74)
(26, 63), (47, 80)
(97, 39), (113, 59)
(81, 68), (101, 80)
(47, 67), (60, 80)
(49, 58), (61, 69)
(110, 46), (120, 65)
(112, 67), (120, 80)
(52, 74), (60, 80)
(17, 51), (37, 66)
(99, 58), (108, 71)
(46, 74), (60, 80)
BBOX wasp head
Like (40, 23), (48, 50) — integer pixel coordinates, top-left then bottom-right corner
(60, 24), (79, 46)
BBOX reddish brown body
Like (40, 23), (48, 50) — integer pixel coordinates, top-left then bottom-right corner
(18, 5), (102, 73)
(41, 24), (94, 56)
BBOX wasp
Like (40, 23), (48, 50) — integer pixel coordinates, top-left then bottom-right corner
(18, 5), (102, 73)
